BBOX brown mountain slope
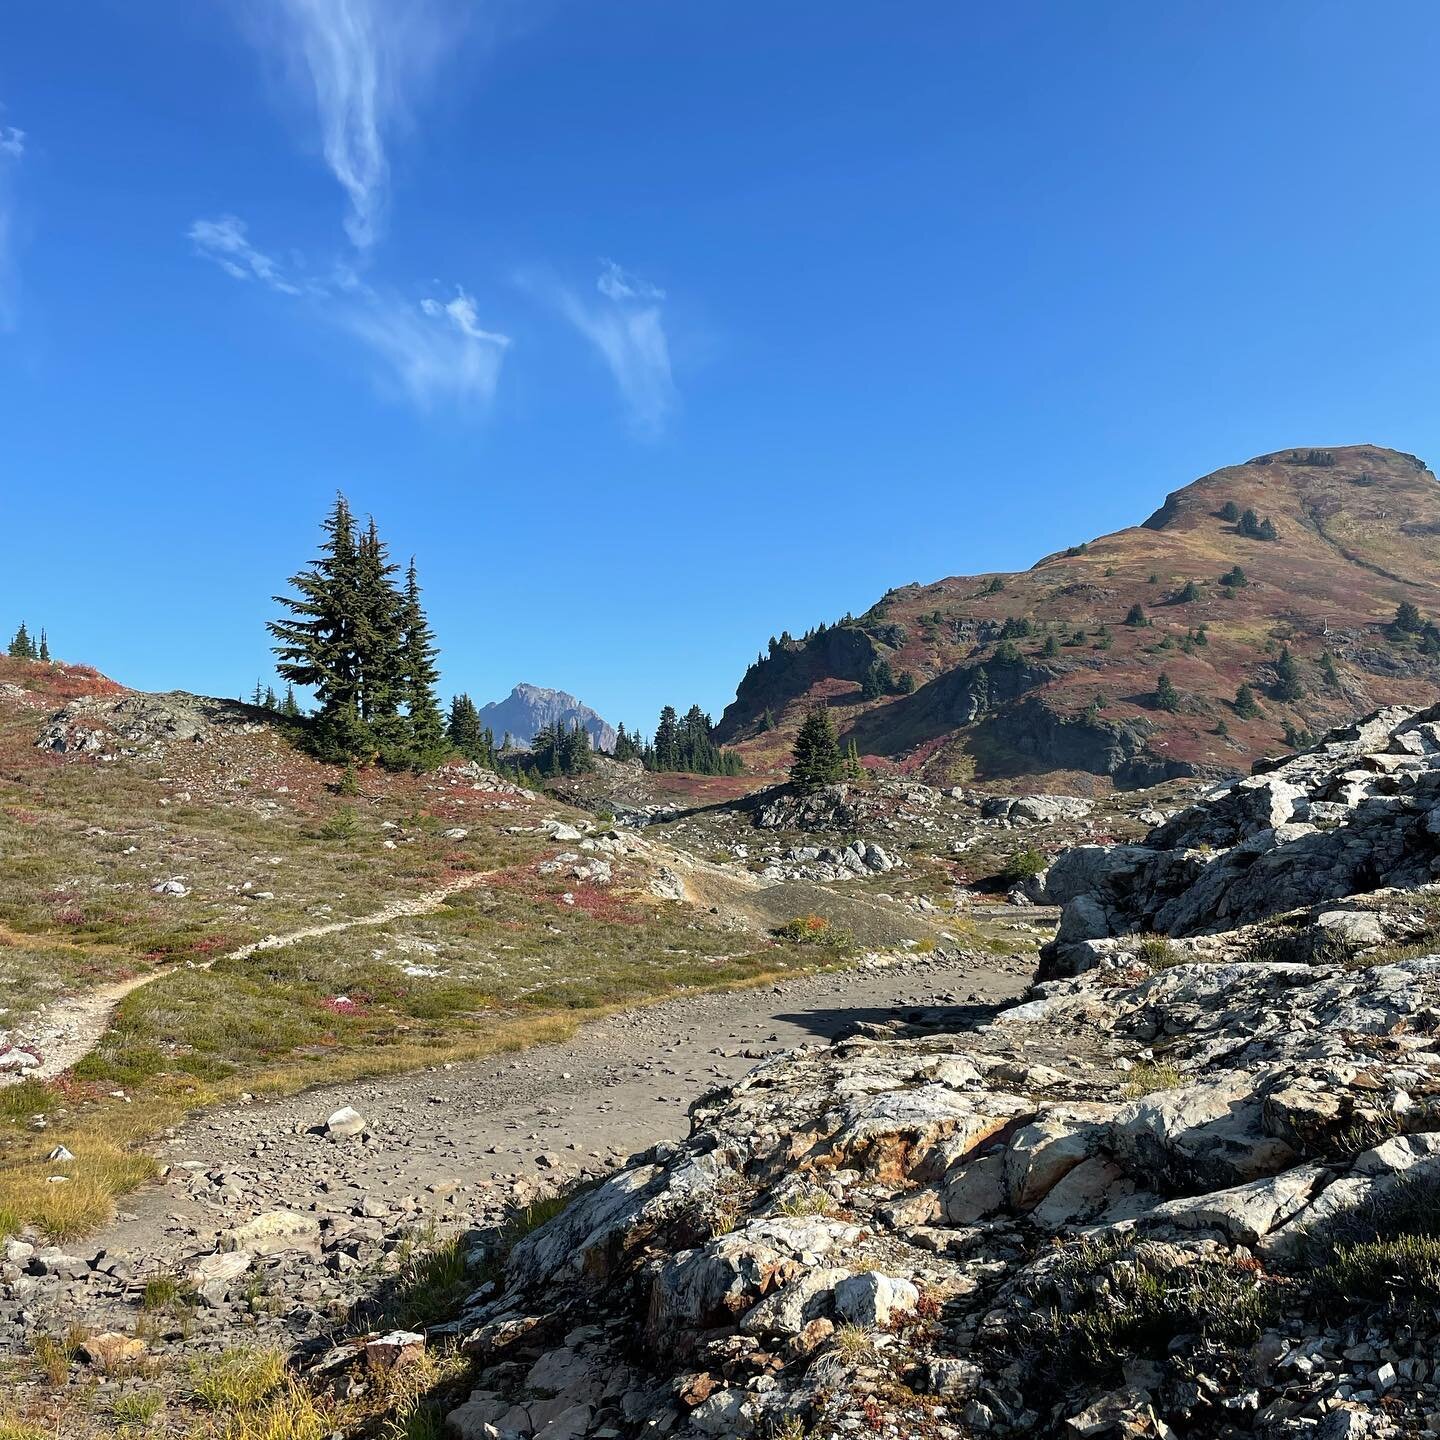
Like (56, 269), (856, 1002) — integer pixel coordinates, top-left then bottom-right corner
(717, 445), (1440, 791)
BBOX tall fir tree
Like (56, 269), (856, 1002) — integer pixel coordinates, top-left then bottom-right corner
(790, 708), (843, 793)
(392, 558), (446, 769)
(653, 706), (680, 770)
(8, 623), (34, 660)
(37, 630), (49, 662)
(448, 693), (484, 757)
(270, 496), (447, 769)
(270, 495), (370, 758)
(613, 722), (641, 762)
(354, 517), (403, 727)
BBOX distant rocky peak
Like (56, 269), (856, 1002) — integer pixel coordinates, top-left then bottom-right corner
(478, 684), (617, 753)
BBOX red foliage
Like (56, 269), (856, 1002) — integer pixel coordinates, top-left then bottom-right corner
(562, 884), (645, 925)
(0, 655), (125, 701)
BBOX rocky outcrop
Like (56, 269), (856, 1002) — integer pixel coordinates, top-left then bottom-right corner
(1043, 704), (1440, 957)
(34, 692), (269, 755)
(717, 626), (882, 743)
(425, 717), (1440, 1436)
(436, 936), (1440, 1437)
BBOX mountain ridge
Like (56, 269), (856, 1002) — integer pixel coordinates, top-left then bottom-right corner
(718, 444), (1440, 790)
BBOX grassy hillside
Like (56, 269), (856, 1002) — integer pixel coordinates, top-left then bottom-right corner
(719, 445), (1440, 790)
(0, 659), (842, 1240)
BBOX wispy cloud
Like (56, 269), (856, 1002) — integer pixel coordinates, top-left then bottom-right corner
(0, 115), (25, 328)
(188, 211), (508, 411)
(188, 215), (301, 294)
(257, 0), (465, 252)
(548, 260), (676, 435)
(343, 286), (510, 410)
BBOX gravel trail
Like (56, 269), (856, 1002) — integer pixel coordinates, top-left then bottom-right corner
(95, 948), (1030, 1275)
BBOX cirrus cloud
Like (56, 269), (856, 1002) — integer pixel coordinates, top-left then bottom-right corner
(251, 0), (467, 252)
(187, 211), (509, 413)
(538, 260), (676, 436)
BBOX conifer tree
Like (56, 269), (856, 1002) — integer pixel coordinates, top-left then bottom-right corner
(1273, 646), (1305, 701)
(1320, 652), (1340, 689)
(789, 708), (843, 794)
(392, 558), (446, 769)
(1155, 672), (1179, 712)
(448, 693), (484, 758)
(8, 623), (34, 659)
(271, 495), (367, 756)
(281, 684), (302, 718)
(1393, 601), (1424, 635)
(1125, 604), (1147, 627)
(653, 706), (680, 770)
(355, 518), (403, 729)
(613, 723), (642, 763)
(1234, 682), (1261, 719)
(969, 666), (990, 715)
(270, 496), (448, 769)
(37, 630), (49, 662)
(560, 721), (594, 775)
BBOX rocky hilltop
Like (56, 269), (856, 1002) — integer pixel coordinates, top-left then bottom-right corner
(718, 445), (1440, 792)
(479, 684), (617, 753)
(437, 705), (1440, 1438)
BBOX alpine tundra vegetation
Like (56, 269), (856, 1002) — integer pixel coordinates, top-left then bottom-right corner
(10, 5), (1440, 1439)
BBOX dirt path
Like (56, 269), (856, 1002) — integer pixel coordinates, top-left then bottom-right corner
(69, 947), (1030, 1330)
(2, 871), (495, 1084)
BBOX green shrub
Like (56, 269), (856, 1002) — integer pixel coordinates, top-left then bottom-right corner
(1122, 1060), (1184, 1096)
(1136, 935), (1182, 967)
(317, 808), (359, 842)
(1000, 848), (1046, 887)
(772, 915), (854, 950)
(1023, 1241), (1280, 1377)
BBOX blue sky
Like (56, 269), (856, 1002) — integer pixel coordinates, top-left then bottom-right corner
(4, 2), (1440, 734)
